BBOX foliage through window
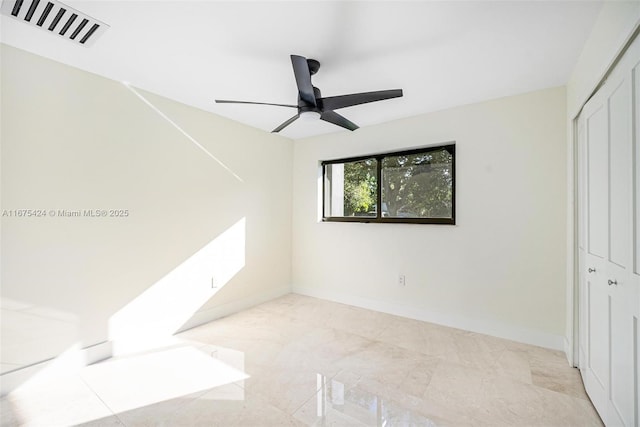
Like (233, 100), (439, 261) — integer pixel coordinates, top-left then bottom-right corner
(323, 144), (455, 224)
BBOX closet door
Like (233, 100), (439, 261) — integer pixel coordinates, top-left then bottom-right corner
(578, 34), (640, 427)
(580, 86), (610, 420)
(607, 69), (636, 427)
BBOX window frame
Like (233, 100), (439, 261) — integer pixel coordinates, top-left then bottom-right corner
(321, 143), (456, 225)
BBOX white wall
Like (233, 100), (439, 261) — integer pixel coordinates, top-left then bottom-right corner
(0, 44), (293, 374)
(564, 2), (640, 363)
(6, 0), (636, 373)
(292, 87), (567, 349)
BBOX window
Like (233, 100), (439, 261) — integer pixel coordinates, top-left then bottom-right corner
(323, 144), (455, 224)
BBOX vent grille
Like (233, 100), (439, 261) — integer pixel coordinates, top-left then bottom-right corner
(1, 0), (109, 47)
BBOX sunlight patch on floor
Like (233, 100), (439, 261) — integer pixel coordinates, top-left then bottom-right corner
(81, 346), (247, 413)
(4, 343), (247, 426)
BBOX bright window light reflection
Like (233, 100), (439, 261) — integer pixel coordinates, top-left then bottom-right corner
(314, 374), (436, 426)
(109, 218), (246, 354)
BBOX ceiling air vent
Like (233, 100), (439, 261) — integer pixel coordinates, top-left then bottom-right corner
(1, 0), (109, 47)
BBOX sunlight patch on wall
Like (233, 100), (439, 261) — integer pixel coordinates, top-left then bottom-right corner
(109, 218), (246, 354)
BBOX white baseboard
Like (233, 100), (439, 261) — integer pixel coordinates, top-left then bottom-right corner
(84, 341), (113, 365)
(1, 361), (49, 396)
(293, 285), (565, 351)
(177, 284), (291, 333)
(107, 285), (292, 356)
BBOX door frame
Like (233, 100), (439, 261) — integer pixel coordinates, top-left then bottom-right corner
(571, 116), (580, 367)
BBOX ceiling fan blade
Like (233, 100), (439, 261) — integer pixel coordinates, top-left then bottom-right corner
(320, 111), (359, 131)
(215, 99), (297, 108)
(272, 114), (300, 133)
(290, 55), (317, 107)
(320, 89), (403, 111)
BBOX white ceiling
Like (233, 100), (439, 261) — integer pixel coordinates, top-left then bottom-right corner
(1, 0), (603, 139)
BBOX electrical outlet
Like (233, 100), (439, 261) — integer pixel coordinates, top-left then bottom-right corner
(211, 277), (217, 289)
(398, 274), (405, 286)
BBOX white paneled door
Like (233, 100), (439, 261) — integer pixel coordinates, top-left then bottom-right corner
(577, 34), (640, 427)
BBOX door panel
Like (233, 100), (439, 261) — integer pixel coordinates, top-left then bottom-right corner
(635, 63), (640, 276)
(587, 106), (608, 259)
(609, 298), (636, 427)
(583, 97), (611, 418)
(578, 117), (587, 252)
(607, 72), (635, 427)
(580, 94), (610, 417)
(587, 275), (609, 390)
(608, 79), (632, 269)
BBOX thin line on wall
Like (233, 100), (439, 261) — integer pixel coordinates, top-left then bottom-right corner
(123, 82), (244, 183)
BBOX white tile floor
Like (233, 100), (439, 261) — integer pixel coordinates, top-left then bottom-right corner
(1, 293), (602, 426)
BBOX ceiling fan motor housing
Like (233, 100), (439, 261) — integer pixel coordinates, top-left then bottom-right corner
(299, 87), (323, 112)
(307, 59), (320, 75)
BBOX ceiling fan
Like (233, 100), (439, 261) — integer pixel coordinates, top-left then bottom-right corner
(215, 55), (403, 133)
